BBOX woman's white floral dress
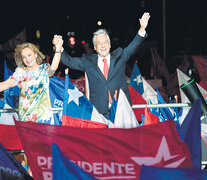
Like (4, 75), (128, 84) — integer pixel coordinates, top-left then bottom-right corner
(11, 63), (54, 124)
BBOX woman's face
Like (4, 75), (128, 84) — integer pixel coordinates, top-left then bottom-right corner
(21, 47), (38, 69)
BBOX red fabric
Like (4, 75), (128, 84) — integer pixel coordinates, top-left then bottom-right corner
(102, 58), (109, 80)
(129, 85), (146, 122)
(103, 58), (112, 104)
(70, 77), (85, 93)
(46, 55), (50, 64)
(0, 124), (22, 150)
(144, 106), (159, 125)
(192, 56), (207, 84)
(56, 75), (86, 94)
(15, 120), (192, 180)
(62, 114), (107, 128)
(199, 80), (207, 91)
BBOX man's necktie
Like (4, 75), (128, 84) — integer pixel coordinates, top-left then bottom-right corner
(102, 58), (112, 104)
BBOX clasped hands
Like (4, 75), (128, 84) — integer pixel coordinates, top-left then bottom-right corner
(52, 35), (63, 51)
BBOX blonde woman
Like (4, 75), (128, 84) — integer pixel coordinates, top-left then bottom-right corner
(0, 35), (63, 124)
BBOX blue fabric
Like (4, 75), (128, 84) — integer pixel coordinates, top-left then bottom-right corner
(52, 143), (97, 180)
(49, 76), (65, 125)
(139, 165), (207, 180)
(156, 88), (174, 120)
(178, 99), (201, 169)
(3, 60), (19, 108)
(148, 99), (165, 122)
(63, 74), (93, 120)
(0, 99), (5, 109)
(0, 99), (5, 116)
(0, 143), (32, 179)
(108, 97), (117, 124)
(129, 63), (144, 95)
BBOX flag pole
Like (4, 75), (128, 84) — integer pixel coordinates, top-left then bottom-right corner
(132, 103), (191, 109)
(162, 0), (166, 61)
(0, 103), (191, 113)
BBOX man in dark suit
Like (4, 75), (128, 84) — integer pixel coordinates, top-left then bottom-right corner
(53, 12), (150, 119)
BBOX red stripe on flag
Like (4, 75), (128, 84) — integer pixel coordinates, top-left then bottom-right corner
(62, 115), (107, 128)
(129, 85), (146, 122)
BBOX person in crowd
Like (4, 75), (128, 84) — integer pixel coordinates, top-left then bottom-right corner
(53, 12), (150, 118)
(0, 35), (63, 124)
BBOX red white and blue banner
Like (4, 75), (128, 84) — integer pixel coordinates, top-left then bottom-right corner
(15, 120), (192, 180)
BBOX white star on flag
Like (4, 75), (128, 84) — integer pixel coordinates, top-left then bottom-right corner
(67, 87), (83, 106)
(131, 136), (186, 168)
(133, 74), (142, 87)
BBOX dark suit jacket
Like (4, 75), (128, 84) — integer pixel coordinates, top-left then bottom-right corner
(61, 33), (146, 115)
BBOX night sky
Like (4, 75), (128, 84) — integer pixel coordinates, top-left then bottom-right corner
(0, 0), (206, 100)
(0, 0), (207, 70)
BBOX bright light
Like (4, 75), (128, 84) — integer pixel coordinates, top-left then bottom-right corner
(97, 21), (102, 26)
(69, 37), (76, 45)
(36, 30), (40, 39)
(81, 40), (85, 44)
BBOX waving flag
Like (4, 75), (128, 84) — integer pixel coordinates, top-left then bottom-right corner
(144, 106), (159, 125)
(62, 73), (110, 128)
(142, 77), (157, 104)
(0, 143), (32, 180)
(157, 88), (174, 121)
(15, 120), (192, 180)
(52, 144), (97, 180)
(177, 68), (207, 123)
(192, 56), (207, 85)
(129, 85), (146, 122)
(49, 76), (65, 125)
(177, 68), (207, 162)
(129, 63), (151, 121)
(108, 97), (117, 124)
(114, 89), (139, 128)
(139, 165), (207, 180)
(0, 101), (21, 150)
(129, 63), (144, 95)
(178, 99), (201, 169)
(3, 60), (19, 108)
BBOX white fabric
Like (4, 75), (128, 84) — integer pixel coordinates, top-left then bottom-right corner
(0, 104), (18, 125)
(114, 89), (138, 128)
(142, 77), (158, 104)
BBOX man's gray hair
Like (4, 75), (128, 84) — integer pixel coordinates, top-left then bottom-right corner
(92, 29), (110, 46)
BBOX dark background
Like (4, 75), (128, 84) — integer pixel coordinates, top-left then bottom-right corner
(0, 0), (207, 77)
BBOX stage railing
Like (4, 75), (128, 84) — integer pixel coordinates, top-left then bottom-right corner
(0, 103), (192, 114)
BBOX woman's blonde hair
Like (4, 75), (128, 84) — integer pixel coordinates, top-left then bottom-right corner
(14, 43), (45, 67)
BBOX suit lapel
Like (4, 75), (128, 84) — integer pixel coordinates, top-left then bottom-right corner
(90, 54), (116, 80)
(91, 56), (105, 79)
(108, 57), (115, 80)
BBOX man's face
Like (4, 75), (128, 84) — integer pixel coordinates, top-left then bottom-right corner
(94, 34), (111, 57)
